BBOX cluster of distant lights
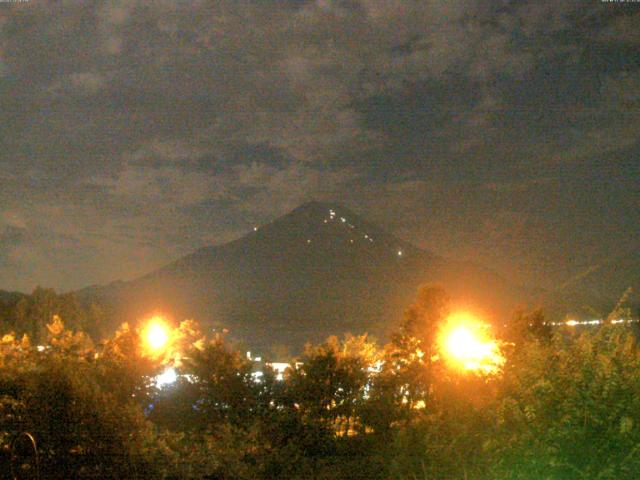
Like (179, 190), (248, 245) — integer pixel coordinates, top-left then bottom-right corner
(154, 352), (383, 390)
(152, 355), (296, 388)
(155, 368), (178, 388)
(312, 208), (405, 257)
(252, 208), (405, 257)
(39, 309), (639, 393)
(149, 314), (639, 389)
(327, 209), (374, 243)
(549, 318), (637, 327)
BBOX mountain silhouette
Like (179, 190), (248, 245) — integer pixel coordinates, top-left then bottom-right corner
(542, 247), (640, 318)
(0, 290), (24, 305)
(78, 201), (527, 351)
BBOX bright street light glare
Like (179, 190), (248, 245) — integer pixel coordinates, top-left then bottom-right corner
(155, 367), (177, 388)
(142, 317), (170, 354)
(438, 312), (504, 375)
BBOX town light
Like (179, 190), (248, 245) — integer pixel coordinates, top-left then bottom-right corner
(438, 312), (504, 375)
(155, 367), (177, 388)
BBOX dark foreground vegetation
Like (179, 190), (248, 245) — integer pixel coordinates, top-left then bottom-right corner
(1, 285), (639, 479)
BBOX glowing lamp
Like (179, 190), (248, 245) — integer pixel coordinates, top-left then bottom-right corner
(142, 317), (170, 354)
(438, 312), (504, 375)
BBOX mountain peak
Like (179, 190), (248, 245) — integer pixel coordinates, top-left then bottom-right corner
(288, 200), (352, 218)
(252, 201), (411, 257)
(79, 200), (523, 351)
(295, 199), (332, 210)
(165, 200), (431, 285)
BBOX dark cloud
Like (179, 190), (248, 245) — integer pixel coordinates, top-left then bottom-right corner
(0, 0), (638, 291)
(0, 224), (26, 266)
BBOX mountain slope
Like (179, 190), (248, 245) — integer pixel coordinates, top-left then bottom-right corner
(79, 202), (528, 351)
(542, 248), (640, 318)
(0, 290), (25, 306)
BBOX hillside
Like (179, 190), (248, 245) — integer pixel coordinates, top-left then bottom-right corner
(79, 202), (529, 351)
(541, 248), (640, 319)
(0, 290), (25, 306)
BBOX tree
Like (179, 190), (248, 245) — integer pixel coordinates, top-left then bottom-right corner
(502, 308), (552, 345)
(397, 284), (451, 349)
(487, 324), (640, 479)
(0, 318), (163, 479)
(288, 335), (378, 435)
(3, 288), (107, 345)
(366, 284), (451, 430)
(177, 334), (256, 429)
(375, 285), (498, 479)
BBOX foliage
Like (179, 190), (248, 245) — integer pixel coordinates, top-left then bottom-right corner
(1, 284), (639, 479)
(361, 285), (452, 435)
(288, 335), (378, 434)
(0, 287), (109, 344)
(0, 319), (160, 478)
(487, 326), (640, 479)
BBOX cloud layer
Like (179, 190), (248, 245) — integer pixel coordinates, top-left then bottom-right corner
(0, 0), (638, 291)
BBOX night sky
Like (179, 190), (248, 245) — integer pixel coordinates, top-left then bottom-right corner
(1, 1), (638, 293)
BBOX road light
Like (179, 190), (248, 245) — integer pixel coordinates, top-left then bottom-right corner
(155, 367), (178, 388)
(141, 316), (170, 355)
(438, 312), (504, 375)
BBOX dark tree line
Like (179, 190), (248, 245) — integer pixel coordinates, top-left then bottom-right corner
(0, 287), (109, 344)
(1, 285), (639, 479)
